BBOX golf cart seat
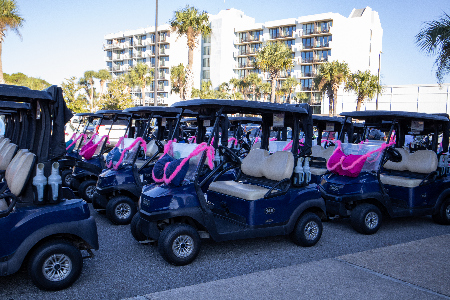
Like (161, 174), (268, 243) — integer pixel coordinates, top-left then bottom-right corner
(310, 145), (334, 176)
(0, 143), (17, 171)
(0, 138), (10, 153)
(5, 149), (29, 180)
(381, 149), (438, 188)
(209, 149), (294, 201)
(6, 152), (35, 196)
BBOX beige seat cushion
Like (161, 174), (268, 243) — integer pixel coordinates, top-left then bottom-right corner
(241, 149), (269, 177)
(8, 152), (35, 196)
(384, 148), (410, 171)
(380, 174), (423, 188)
(310, 167), (328, 176)
(408, 150), (437, 174)
(0, 138), (10, 154)
(263, 151), (294, 181)
(209, 180), (269, 201)
(0, 143), (17, 171)
(5, 149), (28, 182)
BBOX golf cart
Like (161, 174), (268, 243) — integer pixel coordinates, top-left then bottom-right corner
(0, 84), (98, 290)
(132, 99), (325, 266)
(319, 110), (450, 234)
(93, 106), (183, 225)
(70, 110), (129, 201)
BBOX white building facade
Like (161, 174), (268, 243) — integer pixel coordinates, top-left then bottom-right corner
(103, 7), (383, 110)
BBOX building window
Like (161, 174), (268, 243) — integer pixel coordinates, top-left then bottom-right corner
(202, 70), (210, 80)
(203, 34), (211, 43)
(269, 28), (279, 39)
(301, 51), (314, 63)
(203, 45), (211, 55)
(203, 58), (210, 68)
(317, 21), (332, 33)
(238, 32), (247, 43)
(302, 38), (313, 49)
(285, 39), (295, 47)
(302, 23), (314, 35)
(107, 40), (112, 45)
(119, 38), (125, 43)
(316, 50), (331, 62)
(301, 65), (312, 77)
(301, 79), (312, 91)
(238, 57), (247, 68)
(238, 45), (246, 55)
(316, 35), (332, 47)
(281, 26), (295, 37)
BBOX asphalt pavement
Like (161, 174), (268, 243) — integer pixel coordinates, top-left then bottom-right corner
(125, 234), (450, 300)
(1, 209), (449, 300)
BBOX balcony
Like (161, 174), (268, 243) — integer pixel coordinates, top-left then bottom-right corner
(302, 30), (314, 36)
(134, 40), (143, 46)
(105, 56), (113, 61)
(301, 86), (312, 91)
(303, 44), (313, 50)
(301, 72), (315, 77)
(302, 57), (314, 63)
(315, 57), (329, 63)
(314, 42), (330, 48)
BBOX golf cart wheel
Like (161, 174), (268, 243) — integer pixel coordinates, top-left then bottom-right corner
(158, 224), (201, 266)
(28, 240), (83, 291)
(290, 212), (323, 247)
(130, 212), (147, 241)
(78, 180), (97, 202)
(351, 204), (382, 235)
(106, 195), (136, 225)
(61, 169), (73, 188)
(432, 198), (450, 225)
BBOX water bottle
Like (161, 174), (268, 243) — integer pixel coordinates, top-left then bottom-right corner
(48, 162), (62, 203)
(293, 157), (304, 186)
(304, 157), (311, 184)
(33, 163), (47, 204)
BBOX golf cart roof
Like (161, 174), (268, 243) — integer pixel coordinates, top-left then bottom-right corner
(172, 99), (309, 115)
(228, 116), (262, 124)
(123, 106), (182, 116)
(75, 112), (97, 117)
(0, 100), (30, 110)
(0, 84), (53, 102)
(312, 115), (345, 124)
(340, 111), (449, 122)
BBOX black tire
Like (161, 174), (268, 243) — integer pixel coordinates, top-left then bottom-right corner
(28, 240), (83, 291)
(351, 204), (382, 234)
(78, 180), (97, 202)
(290, 212), (323, 247)
(432, 198), (450, 225)
(106, 195), (137, 225)
(61, 169), (73, 188)
(130, 212), (147, 241)
(158, 224), (201, 266)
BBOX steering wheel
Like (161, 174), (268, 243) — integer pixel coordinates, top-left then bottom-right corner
(218, 145), (241, 165)
(385, 147), (402, 162)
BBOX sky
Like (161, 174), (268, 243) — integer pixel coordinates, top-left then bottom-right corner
(3, 0), (449, 86)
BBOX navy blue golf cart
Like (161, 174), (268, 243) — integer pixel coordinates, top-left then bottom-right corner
(70, 110), (129, 201)
(93, 106), (183, 225)
(319, 110), (450, 234)
(0, 84), (98, 290)
(132, 99), (325, 266)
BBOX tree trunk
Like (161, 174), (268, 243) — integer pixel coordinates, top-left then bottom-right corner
(141, 84), (146, 105)
(184, 47), (194, 100)
(332, 88), (338, 116)
(356, 96), (364, 111)
(327, 90), (334, 116)
(0, 42), (4, 84)
(271, 77), (277, 103)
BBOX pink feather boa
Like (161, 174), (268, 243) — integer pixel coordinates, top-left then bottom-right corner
(80, 134), (110, 159)
(188, 136), (196, 143)
(228, 137), (238, 146)
(113, 137), (148, 170)
(66, 133), (87, 151)
(163, 142), (215, 185)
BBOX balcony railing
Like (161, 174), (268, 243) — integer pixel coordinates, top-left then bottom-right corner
(315, 42), (330, 48)
(302, 30), (314, 36)
(301, 72), (315, 77)
(303, 44), (313, 49)
(302, 57), (314, 63)
(301, 86), (312, 91)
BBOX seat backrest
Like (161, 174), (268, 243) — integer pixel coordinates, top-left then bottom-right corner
(383, 148), (409, 171)
(5, 149), (29, 181)
(269, 141), (290, 153)
(0, 143), (17, 171)
(263, 151), (294, 181)
(241, 148), (270, 177)
(6, 152), (35, 196)
(407, 150), (438, 174)
(0, 138), (10, 153)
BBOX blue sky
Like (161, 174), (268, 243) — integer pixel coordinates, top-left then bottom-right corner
(3, 0), (449, 86)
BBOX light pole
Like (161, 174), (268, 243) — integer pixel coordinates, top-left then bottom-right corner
(154, 0), (159, 106)
(376, 51), (382, 110)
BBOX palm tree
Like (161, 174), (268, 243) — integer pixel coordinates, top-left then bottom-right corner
(260, 82), (271, 102)
(79, 70), (97, 112)
(95, 69), (112, 96)
(170, 6), (211, 100)
(313, 60), (350, 116)
(281, 77), (299, 103)
(0, 0), (24, 84)
(170, 63), (186, 100)
(345, 70), (382, 111)
(237, 78), (250, 100)
(255, 42), (293, 103)
(131, 63), (153, 105)
(416, 13), (450, 83)
(229, 77), (240, 100)
(246, 72), (262, 101)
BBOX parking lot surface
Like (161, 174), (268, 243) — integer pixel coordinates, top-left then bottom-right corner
(1, 206), (449, 300)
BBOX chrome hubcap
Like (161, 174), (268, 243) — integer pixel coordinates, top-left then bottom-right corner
(64, 175), (72, 186)
(365, 212), (379, 229)
(172, 235), (194, 258)
(115, 203), (131, 219)
(445, 205), (450, 219)
(304, 221), (319, 241)
(85, 185), (96, 199)
(42, 254), (72, 282)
